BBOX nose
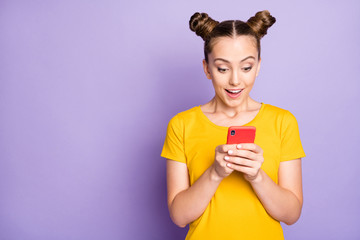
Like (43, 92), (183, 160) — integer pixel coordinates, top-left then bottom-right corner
(229, 70), (241, 86)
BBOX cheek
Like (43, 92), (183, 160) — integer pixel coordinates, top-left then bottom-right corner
(242, 73), (257, 87)
(211, 79), (222, 89)
(211, 79), (227, 93)
(247, 67), (259, 81)
(211, 73), (227, 85)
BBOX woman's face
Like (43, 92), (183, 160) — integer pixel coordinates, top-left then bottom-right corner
(203, 35), (261, 108)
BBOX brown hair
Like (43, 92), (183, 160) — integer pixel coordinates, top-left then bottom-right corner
(189, 10), (276, 62)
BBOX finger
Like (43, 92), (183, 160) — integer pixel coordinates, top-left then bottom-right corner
(224, 165), (234, 174)
(228, 149), (257, 160)
(224, 156), (257, 167)
(226, 162), (251, 172)
(236, 143), (263, 154)
(219, 161), (234, 174)
(217, 144), (237, 153)
(226, 163), (259, 176)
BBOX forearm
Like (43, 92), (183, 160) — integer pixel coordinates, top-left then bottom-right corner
(169, 165), (222, 227)
(250, 169), (302, 225)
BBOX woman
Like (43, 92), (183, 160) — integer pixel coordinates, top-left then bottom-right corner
(161, 10), (305, 240)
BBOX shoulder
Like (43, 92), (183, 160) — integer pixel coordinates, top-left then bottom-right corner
(263, 103), (296, 120)
(169, 106), (200, 123)
(166, 106), (200, 128)
(260, 104), (300, 134)
(176, 106), (200, 119)
(263, 103), (288, 114)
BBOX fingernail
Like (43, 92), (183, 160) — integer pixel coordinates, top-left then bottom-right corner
(228, 150), (233, 155)
(227, 163), (231, 167)
(224, 156), (229, 160)
(237, 144), (242, 149)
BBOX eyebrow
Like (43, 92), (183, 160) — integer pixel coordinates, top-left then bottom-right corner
(214, 56), (255, 63)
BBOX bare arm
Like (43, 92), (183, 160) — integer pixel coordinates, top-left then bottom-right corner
(225, 143), (303, 225)
(166, 160), (219, 227)
(249, 159), (303, 225)
(167, 143), (303, 227)
(166, 145), (235, 227)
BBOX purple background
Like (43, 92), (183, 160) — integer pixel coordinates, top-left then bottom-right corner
(1, 0), (359, 239)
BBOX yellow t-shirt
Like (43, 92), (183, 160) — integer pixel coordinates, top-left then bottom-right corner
(161, 103), (306, 240)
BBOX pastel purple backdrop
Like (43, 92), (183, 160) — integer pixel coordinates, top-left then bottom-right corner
(1, 0), (359, 239)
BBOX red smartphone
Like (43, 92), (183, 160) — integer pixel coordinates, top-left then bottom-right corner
(226, 126), (256, 144)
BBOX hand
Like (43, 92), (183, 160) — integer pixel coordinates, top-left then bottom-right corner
(224, 143), (264, 182)
(212, 144), (237, 180)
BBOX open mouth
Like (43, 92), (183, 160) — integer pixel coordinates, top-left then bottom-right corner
(225, 89), (243, 98)
(225, 89), (242, 94)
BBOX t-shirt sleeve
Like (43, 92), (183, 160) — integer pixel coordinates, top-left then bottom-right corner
(280, 111), (306, 162)
(161, 115), (186, 163)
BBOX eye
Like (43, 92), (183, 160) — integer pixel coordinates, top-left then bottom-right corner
(243, 66), (253, 72)
(217, 67), (228, 73)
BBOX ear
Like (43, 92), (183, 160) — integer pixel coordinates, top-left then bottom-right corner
(256, 57), (261, 77)
(202, 59), (212, 80)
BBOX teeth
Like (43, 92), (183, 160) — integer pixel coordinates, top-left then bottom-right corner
(227, 89), (242, 93)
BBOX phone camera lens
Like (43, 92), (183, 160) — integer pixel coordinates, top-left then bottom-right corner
(231, 130), (236, 136)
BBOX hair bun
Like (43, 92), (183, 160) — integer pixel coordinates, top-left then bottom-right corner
(189, 12), (219, 41)
(247, 10), (276, 39)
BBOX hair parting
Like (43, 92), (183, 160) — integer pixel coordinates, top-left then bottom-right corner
(189, 10), (276, 61)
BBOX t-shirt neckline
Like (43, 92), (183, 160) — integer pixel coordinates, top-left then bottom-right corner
(197, 103), (265, 130)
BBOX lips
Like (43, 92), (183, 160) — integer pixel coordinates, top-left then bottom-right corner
(225, 89), (243, 98)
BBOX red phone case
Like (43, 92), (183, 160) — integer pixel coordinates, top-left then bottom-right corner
(227, 126), (256, 144)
